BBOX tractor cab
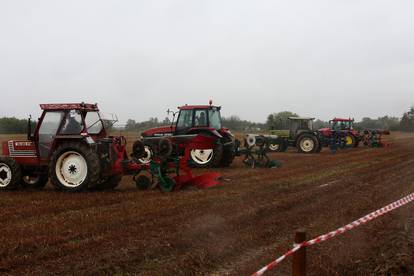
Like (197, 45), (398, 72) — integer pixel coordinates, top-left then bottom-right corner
(33, 103), (107, 161)
(141, 101), (235, 168)
(175, 105), (222, 135)
(2, 103), (108, 167)
(288, 117), (314, 136)
(329, 118), (355, 131)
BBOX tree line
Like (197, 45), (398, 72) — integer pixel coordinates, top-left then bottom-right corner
(1, 107), (414, 134)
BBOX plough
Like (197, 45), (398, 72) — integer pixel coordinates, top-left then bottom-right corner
(235, 134), (282, 168)
(360, 129), (390, 148)
(135, 135), (221, 192)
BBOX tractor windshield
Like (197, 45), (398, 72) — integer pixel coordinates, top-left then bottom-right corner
(332, 120), (352, 130)
(209, 108), (222, 129)
(85, 112), (104, 134)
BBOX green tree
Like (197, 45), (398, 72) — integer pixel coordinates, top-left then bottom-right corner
(266, 111), (299, 129)
(400, 107), (414, 131)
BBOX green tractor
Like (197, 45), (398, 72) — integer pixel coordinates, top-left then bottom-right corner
(268, 117), (321, 154)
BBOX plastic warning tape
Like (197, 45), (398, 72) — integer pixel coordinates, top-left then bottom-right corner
(252, 192), (414, 276)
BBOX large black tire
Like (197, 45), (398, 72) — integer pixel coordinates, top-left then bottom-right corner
(0, 157), (22, 191)
(220, 144), (235, 167)
(297, 134), (319, 154)
(190, 143), (223, 168)
(21, 173), (48, 190)
(50, 142), (101, 192)
(94, 175), (121, 191)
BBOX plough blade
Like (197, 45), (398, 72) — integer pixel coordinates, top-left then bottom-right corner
(174, 172), (222, 189)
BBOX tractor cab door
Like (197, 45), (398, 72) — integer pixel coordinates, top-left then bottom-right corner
(37, 111), (65, 159)
(289, 120), (300, 137)
(175, 109), (194, 135)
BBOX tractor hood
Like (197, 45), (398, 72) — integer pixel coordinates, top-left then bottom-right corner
(141, 126), (175, 137)
(318, 127), (332, 135)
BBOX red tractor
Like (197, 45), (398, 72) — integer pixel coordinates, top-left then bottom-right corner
(0, 103), (220, 192)
(141, 101), (236, 168)
(318, 118), (360, 148)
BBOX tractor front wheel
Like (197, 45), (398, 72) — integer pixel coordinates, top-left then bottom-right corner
(220, 144), (235, 167)
(21, 173), (48, 190)
(94, 175), (121, 191)
(50, 142), (101, 192)
(0, 157), (22, 191)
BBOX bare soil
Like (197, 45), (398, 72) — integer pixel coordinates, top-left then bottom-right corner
(0, 132), (413, 275)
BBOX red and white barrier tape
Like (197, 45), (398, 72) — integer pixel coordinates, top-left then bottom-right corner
(252, 192), (414, 276)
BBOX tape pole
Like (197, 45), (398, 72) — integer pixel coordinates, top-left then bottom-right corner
(252, 192), (414, 276)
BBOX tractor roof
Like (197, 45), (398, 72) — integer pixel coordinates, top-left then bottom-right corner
(331, 117), (354, 122)
(40, 103), (99, 112)
(288, 117), (315, 121)
(179, 105), (220, 110)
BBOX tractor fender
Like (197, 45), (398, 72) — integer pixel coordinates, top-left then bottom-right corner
(188, 128), (223, 139)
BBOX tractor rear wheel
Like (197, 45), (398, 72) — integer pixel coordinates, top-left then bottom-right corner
(50, 142), (101, 192)
(190, 144), (223, 168)
(297, 134), (319, 154)
(0, 157), (22, 191)
(21, 173), (48, 190)
(345, 135), (357, 148)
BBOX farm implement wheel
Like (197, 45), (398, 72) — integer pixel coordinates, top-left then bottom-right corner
(268, 142), (287, 152)
(138, 146), (153, 164)
(0, 157), (22, 191)
(21, 173), (48, 190)
(50, 142), (101, 192)
(297, 134), (319, 154)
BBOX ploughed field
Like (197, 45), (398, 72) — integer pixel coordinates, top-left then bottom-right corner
(0, 132), (414, 275)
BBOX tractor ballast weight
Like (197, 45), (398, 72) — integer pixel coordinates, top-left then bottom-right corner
(0, 103), (221, 192)
(235, 134), (282, 168)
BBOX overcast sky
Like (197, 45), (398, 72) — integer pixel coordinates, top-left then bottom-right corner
(1, 0), (413, 123)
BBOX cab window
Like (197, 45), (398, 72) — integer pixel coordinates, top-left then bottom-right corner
(195, 110), (208, 126)
(60, 110), (83, 135)
(85, 112), (104, 134)
(209, 108), (222, 129)
(176, 110), (193, 129)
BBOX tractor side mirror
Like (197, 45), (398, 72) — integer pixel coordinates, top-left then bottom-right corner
(27, 115), (34, 141)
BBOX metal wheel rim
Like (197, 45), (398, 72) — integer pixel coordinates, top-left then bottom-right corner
(269, 144), (280, 151)
(0, 163), (12, 187)
(300, 138), (314, 152)
(139, 147), (152, 164)
(346, 136), (353, 145)
(190, 149), (214, 164)
(55, 151), (87, 188)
